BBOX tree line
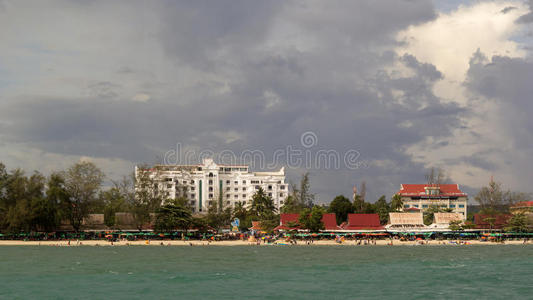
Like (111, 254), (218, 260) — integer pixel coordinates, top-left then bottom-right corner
(0, 161), (531, 233)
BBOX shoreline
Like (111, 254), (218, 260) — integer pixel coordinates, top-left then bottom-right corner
(0, 240), (530, 246)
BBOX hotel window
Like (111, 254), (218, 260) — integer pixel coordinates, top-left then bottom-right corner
(165, 178), (172, 182)
(226, 180), (230, 185)
(167, 184), (172, 189)
(450, 204), (456, 208)
(183, 180), (187, 184)
(422, 205), (428, 208)
(226, 194), (230, 198)
(255, 185), (260, 190)
(226, 187), (230, 191)
(209, 193), (213, 199)
(458, 204), (465, 208)
(190, 180), (195, 184)
(209, 187), (213, 192)
(208, 180), (213, 185)
(234, 188), (238, 192)
(208, 201), (213, 206)
(280, 185), (285, 190)
(268, 193), (272, 197)
(268, 185), (273, 190)
(242, 187), (246, 191)
(242, 194), (246, 198)
(234, 181), (238, 185)
(190, 201), (196, 206)
(280, 193), (284, 197)
(277, 181), (281, 184)
(191, 187), (195, 191)
(251, 180), (260, 184)
(191, 208), (196, 213)
(413, 204), (419, 208)
(226, 201), (230, 205)
(190, 194), (195, 199)
(404, 204), (410, 208)
(242, 180), (246, 184)
(234, 194), (238, 198)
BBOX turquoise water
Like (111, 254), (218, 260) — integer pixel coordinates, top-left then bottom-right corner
(0, 245), (532, 299)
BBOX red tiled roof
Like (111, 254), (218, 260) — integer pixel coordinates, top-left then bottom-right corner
(343, 214), (384, 230)
(397, 184), (467, 197)
(274, 214), (301, 231)
(473, 214), (511, 229)
(274, 213), (341, 231)
(511, 201), (533, 208)
(321, 213), (341, 231)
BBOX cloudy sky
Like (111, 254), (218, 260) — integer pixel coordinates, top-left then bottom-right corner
(1, 0), (533, 203)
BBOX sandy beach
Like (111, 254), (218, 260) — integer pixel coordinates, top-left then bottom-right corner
(0, 239), (530, 246)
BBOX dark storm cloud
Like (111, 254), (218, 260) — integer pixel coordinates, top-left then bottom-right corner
(0, 0), (472, 201)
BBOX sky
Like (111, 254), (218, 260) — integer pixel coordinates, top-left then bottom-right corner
(1, 0), (533, 203)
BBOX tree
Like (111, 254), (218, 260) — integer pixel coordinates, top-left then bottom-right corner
(483, 217), (496, 232)
(299, 206), (325, 232)
(425, 167), (447, 186)
(423, 205), (447, 226)
(206, 202), (232, 232)
(505, 213), (530, 232)
(154, 198), (192, 232)
(250, 188), (279, 233)
(299, 173), (315, 208)
(374, 195), (390, 225)
(132, 166), (164, 230)
(475, 178), (531, 212)
(63, 161), (104, 231)
(281, 195), (304, 214)
(251, 188), (276, 218)
(390, 194), (403, 212)
(46, 172), (70, 230)
(99, 187), (126, 228)
(328, 195), (353, 224)
(449, 220), (463, 231)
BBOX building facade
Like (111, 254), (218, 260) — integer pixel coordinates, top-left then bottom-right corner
(396, 184), (468, 219)
(135, 158), (287, 213)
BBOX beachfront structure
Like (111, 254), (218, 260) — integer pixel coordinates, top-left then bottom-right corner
(342, 214), (384, 231)
(135, 158), (287, 213)
(387, 212), (426, 231)
(274, 213), (342, 231)
(396, 184), (468, 218)
(428, 213), (463, 230)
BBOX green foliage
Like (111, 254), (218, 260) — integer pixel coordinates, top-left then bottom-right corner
(99, 187), (126, 228)
(328, 195), (353, 224)
(390, 194), (403, 212)
(448, 220), (463, 231)
(299, 206), (325, 232)
(475, 180), (531, 212)
(132, 166), (164, 230)
(64, 161), (104, 231)
(206, 202), (232, 232)
(154, 198), (193, 232)
(282, 173), (314, 213)
(505, 213), (530, 232)
(374, 195), (390, 225)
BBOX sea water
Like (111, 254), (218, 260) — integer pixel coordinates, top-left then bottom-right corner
(0, 245), (531, 299)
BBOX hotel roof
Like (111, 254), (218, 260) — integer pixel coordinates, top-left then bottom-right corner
(397, 184), (467, 197)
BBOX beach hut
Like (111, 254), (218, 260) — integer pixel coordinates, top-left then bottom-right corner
(342, 214), (384, 231)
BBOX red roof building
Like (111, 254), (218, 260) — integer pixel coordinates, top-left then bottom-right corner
(342, 214), (384, 231)
(273, 213), (301, 231)
(473, 214), (511, 230)
(321, 213), (342, 231)
(396, 184), (468, 219)
(274, 213), (341, 231)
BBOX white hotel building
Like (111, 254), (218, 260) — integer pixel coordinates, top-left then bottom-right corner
(135, 158), (287, 213)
